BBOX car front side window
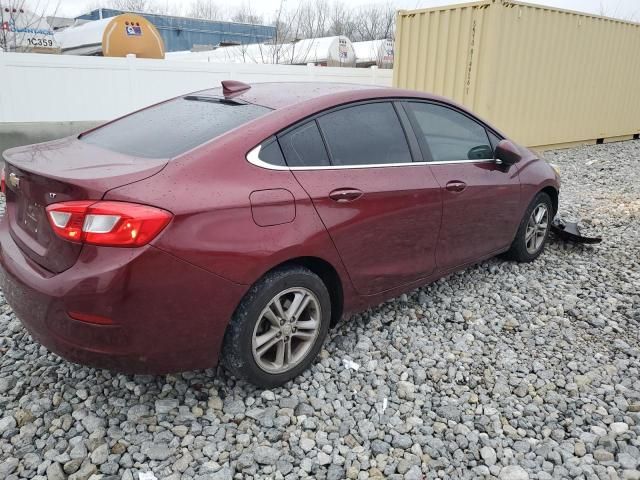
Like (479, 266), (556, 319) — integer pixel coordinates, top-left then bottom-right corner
(406, 102), (494, 162)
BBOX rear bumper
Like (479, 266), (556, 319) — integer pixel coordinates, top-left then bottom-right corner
(0, 217), (247, 374)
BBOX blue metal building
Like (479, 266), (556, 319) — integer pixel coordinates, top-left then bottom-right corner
(76, 9), (276, 52)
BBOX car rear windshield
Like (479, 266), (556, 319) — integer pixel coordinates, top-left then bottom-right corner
(81, 96), (272, 158)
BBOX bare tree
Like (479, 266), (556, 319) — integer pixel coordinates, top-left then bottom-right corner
(151, 1), (184, 16)
(84, 0), (183, 15)
(296, 0), (329, 39)
(598, 1), (638, 22)
(352, 3), (395, 41)
(229, 2), (263, 25)
(186, 0), (222, 20)
(104, 0), (149, 12)
(327, 1), (356, 37)
(270, 1), (312, 64)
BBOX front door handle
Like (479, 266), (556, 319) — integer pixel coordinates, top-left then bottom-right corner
(445, 181), (467, 193)
(329, 188), (363, 203)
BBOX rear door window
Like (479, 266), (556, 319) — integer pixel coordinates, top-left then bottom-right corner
(405, 102), (493, 161)
(81, 96), (271, 158)
(317, 102), (412, 166)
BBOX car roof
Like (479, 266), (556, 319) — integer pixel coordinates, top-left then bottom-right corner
(194, 81), (436, 110)
(189, 81), (507, 142)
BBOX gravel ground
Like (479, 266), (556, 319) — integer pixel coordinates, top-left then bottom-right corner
(0, 141), (639, 480)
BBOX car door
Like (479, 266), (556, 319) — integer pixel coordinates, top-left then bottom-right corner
(403, 101), (521, 271)
(278, 101), (442, 296)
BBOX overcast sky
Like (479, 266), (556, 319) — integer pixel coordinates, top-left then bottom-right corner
(51, 0), (639, 21)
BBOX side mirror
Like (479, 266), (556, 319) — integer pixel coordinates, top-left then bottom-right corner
(494, 139), (522, 166)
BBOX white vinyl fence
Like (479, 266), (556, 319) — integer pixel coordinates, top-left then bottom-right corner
(0, 52), (392, 124)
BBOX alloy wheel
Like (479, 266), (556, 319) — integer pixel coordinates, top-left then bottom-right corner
(251, 287), (321, 373)
(525, 204), (549, 254)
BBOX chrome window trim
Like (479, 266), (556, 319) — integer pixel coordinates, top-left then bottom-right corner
(246, 145), (290, 171)
(425, 158), (496, 165)
(246, 144), (496, 171)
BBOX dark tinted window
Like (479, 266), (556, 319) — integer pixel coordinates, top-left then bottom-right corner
(279, 121), (330, 167)
(317, 103), (412, 166)
(406, 102), (493, 161)
(257, 137), (286, 166)
(82, 97), (271, 158)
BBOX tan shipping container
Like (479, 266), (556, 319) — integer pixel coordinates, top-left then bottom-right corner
(393, 0), (640, 149)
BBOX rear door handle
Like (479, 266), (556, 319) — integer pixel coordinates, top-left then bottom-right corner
(329, 188), (363, 203)
(445, 181), (467, 193)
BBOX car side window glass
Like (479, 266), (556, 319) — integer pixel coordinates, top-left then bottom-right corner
(407, 102), (493, 161)
(279, 121), (331, 167)
(317, 102), (412, 166)
(256, 137), (287, 167)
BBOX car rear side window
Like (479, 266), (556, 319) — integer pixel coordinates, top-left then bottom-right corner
(81, 97), (271, 159)
(279, 121), (331, 167)
(255, 137), (287, 167)
(406, 102), (493, 161)
(317, 102), (412, 166)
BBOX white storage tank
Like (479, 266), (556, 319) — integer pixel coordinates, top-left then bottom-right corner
(167, 36), (356, 67)
(353, 39), (394, 68)
(287, 36), (356, 66)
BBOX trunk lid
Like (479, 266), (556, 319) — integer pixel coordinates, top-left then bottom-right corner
(2, 137), (167, 273)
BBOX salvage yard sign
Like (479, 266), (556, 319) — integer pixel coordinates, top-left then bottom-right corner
(0, 6), (58, 53)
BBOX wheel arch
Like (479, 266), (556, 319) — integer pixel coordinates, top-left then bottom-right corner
(540, 185), (559, 216)
(243, 256), (344, 327)
(279, 256), (344, 327)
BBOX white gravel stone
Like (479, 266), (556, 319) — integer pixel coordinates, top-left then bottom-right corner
(46, 462), (66, 480)
(594, 449), (615, 462)
(89, 443), (109, 465)
(499, 465), (529, 480)
(260, 390), (276, 401)
(299, 437), (316, 452)
(253, 445), (279, 465)
(481, 446), (497, 466)
(611, 422), (630, 435)
(154, 398), (179, 414)
(317, 451), (332, 465)
(0, 458), (19, 477)
(0, 416), (16, 433)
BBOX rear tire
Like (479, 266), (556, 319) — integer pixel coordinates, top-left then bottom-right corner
(222, 265), (331, 388)
(504, 192), (553, 263)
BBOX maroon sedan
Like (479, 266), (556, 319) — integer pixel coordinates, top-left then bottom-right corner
(0, 81), (559, 387)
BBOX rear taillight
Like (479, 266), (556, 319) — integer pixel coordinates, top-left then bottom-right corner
(46, 201), (172, 247)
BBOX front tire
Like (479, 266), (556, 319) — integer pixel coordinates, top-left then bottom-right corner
(222, 265), (331, 388)
(504, 192), (553, 262)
